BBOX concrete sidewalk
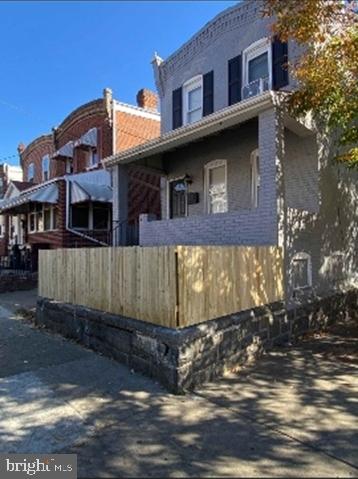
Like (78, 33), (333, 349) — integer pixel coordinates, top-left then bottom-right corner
(0, 289), (357, 477)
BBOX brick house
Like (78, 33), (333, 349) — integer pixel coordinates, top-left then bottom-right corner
(0, 164), (23, 256)
(0, 88), (161, 268)
(106, 0), (357, 300)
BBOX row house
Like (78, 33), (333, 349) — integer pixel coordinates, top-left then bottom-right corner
(106, 0), (357, 300)
(0, 88), (161, 269)
(0, 163), (23, 256)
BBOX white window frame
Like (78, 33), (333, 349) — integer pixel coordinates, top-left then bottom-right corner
(243, 38), (272, 89)
(86, 148), (100, 169)
(204, 159), (228, 214)
(28, 205), (57, 233)
(42, 155), (50, 181)
(65, 159), (73, 174)
(28, 163), (35, 182)
(250, 149), (260, 208)
(183, 75), (203, 126)
(292, 252), (312, 291)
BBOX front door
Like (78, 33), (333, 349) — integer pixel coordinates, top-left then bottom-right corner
(169, 179), (187, 219)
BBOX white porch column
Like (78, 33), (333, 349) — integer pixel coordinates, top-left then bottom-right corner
(112, 164), (129, 246)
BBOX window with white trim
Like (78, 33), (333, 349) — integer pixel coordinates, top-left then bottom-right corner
(28, 204), (57, 233)
(183, 75), (203, 125)
(242, 38), (271, 99)
(87, 149), (99, 168)
(250, 149), (260, 208)
(42, 155), (50, 181)
(65, 159), (73, 174)
(292, 252), (312, 290)
(205, 160), (228, 214)
(28, 163), (35, 182)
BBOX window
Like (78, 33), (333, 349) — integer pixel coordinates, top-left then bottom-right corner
(243, 38), (271, 99)
(28, 163), (35, 182)
(44, 207), (52, 231)
(66, 159), (73, 174)
(250, 149), (260, 208)
(248, 52), (269, 84)
(292, 252), (312, 290)
(42, 155), (50, 181)
(71, 205), (89, 229)
(87, 149), (99, 168)
(183, 76), (203, 125)
(93, 205), (109, 230)
(205, 160), (228, 214)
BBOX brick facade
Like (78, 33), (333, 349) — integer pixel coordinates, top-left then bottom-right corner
(1, 88), (161, 259)
(20, 135), (55, 184)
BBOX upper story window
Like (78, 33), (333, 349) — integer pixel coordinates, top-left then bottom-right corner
(172, 71), (213, 130)
(42, 155), (50, 181)
(205, 160), (228, 214)
(87, 149), (99, 168)
(183, 75), (203, 125)
(28, 163), (35, 183)
(242, 38), (271, 100)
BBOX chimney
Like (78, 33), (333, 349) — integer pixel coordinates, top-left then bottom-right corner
(103, 87), (113, 122)
(17, 143), (26, 155)
(136, 89), (158, 111)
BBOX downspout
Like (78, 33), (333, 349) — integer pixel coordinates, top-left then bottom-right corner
(65, 176), (107, 246)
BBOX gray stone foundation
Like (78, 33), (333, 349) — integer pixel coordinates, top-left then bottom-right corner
(36, 289), (357, 394)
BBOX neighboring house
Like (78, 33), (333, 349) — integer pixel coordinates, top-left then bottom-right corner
(0, 164), (23, 256)
(105, 0), (357, 300)
(0, 88), (161, 268)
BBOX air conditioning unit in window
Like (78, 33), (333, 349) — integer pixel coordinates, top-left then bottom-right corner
(242, 77), (270, 100)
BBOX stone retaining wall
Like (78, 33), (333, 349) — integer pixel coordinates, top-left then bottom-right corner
(0, 272), (38, 294)
(36, 289), (357, 393)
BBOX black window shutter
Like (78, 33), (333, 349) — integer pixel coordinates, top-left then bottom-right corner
(172, 87), (183, 130)
(228, 54), (242, 106)
(272, 36), (289, 90)
(203, 71), (214, 116)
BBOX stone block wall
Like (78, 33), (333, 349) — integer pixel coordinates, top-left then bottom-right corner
(36, 288), (357, 394)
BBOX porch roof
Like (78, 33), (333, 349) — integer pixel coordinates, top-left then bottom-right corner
(70, 180), (112, 204)
(104, 91), (274, 167)
(0, 182), (58, 214)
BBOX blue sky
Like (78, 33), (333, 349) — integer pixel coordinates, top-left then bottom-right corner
(0, 0), (237, 165)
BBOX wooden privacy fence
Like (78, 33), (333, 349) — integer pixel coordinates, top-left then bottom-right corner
(39, 246), (284, 329)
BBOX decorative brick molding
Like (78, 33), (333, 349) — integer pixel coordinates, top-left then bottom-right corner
(36, 289), (357, 393)
(154, 0), (261, 93)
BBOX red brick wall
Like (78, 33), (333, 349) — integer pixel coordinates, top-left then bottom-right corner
(55, 99), (112, 174)
(21, 135), (55, 184)
(115, 111), (160, 153)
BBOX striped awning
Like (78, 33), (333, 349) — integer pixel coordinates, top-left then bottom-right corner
(71, 180), (112, 204)
(52, 141), (74, 159)
(0, 183), (58, 213)
(74, 128), (98, 148)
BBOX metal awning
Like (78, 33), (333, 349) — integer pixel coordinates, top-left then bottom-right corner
(74, 128), (98, 149)
(52, 141), (74, 159)
(71, 180), (112, 204)
(0, 182), (58, 213)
